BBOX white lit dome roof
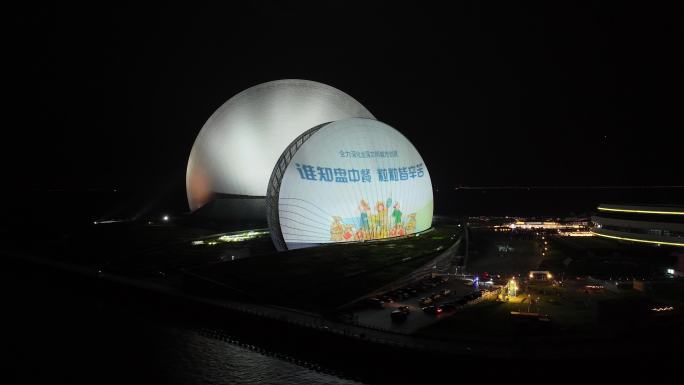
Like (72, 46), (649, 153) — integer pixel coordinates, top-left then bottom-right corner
(186, 79), (375, 211)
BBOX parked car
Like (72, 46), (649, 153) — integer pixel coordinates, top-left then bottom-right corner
(422, 305), (443, 315)
(419, 297), (433, 306)
(381, 295), (394, 303)
(366, 298), (385, 309)
(391, 310), (408, 323)
(398, 305), (411, 314)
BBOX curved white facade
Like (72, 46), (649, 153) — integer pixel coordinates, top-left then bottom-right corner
(187, 80), (375, 211)
(267, 118), (434, 251)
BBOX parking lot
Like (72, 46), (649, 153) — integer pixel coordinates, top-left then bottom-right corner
(352, 276), (489, 334)
(348, 229), (560, 334)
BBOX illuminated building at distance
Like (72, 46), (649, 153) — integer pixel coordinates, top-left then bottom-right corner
(591, 204), (684, 247)
(508, 220), (588, 231)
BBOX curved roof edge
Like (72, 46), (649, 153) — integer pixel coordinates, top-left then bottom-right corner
(598, 204), (684, 215)
(266, 122), (330, 251)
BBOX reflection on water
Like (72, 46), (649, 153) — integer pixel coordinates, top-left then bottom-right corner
(140, 325), (360, 385)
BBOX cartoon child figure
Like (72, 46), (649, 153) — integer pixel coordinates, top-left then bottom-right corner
(406, 213), (417, 234)
(343, 224), (354, 240)
(330, 216), (344, 241)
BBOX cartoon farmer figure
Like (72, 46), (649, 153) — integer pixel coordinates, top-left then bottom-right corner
(386, 197), (393, 233)
(359, 199), (370, 231)
(391, 202), (402, 228)
(376, 201), (387, 237)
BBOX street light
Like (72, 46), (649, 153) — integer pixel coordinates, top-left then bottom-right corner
(162, 215), (169, 222)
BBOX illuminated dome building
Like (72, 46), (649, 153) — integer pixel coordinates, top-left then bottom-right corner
(186, 80), (375, 212)
(591, 204), (684, 248)
(266, 118), (433, 250)
(186, 80), (434, 251)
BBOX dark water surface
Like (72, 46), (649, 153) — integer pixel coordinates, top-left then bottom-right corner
(6, 261), (359, 385)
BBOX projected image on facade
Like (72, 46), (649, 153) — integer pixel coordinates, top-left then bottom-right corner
(328, 197), (418, 242)
(267, 118), (433, 251)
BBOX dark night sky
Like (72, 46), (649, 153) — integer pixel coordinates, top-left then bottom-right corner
(6, 2), (683, 202)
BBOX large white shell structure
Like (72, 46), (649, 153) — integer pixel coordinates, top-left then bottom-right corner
(186, 79), (375, 211)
